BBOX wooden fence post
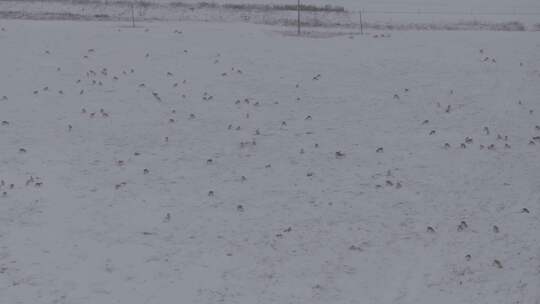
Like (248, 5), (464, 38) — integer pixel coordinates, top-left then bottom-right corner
(297, 0), (301, 35)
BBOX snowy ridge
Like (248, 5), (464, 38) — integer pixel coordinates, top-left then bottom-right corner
(0, 0), (540, 31)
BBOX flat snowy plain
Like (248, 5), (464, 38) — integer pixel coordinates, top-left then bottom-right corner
(0, 19), (539, 304)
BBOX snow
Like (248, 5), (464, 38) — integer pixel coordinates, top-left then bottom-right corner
(0, 19), (539, 304)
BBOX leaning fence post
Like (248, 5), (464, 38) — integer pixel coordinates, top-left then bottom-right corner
(359, 9), (364, 34)
(297, 0), (301, 35)
(131, 2), (135, 28)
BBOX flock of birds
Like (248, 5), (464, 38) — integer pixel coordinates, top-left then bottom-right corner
(0, 26), (537, 283)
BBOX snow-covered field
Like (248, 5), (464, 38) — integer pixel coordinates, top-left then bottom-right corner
(1, 20), (540, 304)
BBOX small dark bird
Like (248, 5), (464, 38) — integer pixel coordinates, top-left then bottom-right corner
(457, 221), (468, 231)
